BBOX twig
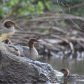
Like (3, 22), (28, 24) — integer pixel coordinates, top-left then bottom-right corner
(57, 0), (84, 31)
(0, 0), (23, 23)
(30, 26), (67, 34)
(51, 34), (74, 53)
(14, 2), (33, 18)
(52, 2), (84, 13)
(7, 0), (23, 17)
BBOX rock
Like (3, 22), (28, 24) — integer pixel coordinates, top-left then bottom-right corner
(0, 48), (61, 83)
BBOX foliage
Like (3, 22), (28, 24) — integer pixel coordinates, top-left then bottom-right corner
(58, 0), (84, 16)
(0, 0), (84, 20)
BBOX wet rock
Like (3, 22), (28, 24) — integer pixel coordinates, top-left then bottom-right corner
(0, 48), (59, 83)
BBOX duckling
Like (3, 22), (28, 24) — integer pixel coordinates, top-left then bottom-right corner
(60, 68), (84, 79)
(22, 38), (40, 60)
(0, 39), (20, 56)
(0, 20), (21, 43)
(60, 68), (70, 77)
(4, 38), (12, 44)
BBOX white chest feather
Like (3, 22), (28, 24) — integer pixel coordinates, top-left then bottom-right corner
(30, 48), (38, 59)
(23, 47), (38, 60)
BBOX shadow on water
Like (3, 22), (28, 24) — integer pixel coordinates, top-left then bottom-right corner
(38, 51), (84, 84)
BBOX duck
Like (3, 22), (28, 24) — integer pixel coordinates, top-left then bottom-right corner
(22, 38), (40, 60)
(60, 68), (84, 79)
(0, 20), (21, 43)
(4, 38), (12, 44)
(60, 68), (70, 77)
(0, 39), (20, 56)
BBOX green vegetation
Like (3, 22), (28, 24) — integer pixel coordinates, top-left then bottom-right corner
(0, 0), (84, 20)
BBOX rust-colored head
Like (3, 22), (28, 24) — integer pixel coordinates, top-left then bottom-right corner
(60, 68), (70, 77)
(28, 38), (40, 48)
(4, 20), (20, 29)
(4, 38), (12, 44)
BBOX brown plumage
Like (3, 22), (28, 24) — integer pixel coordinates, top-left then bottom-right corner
(0, 20), (21, 43)
(22, 38), (40, 60)
(60, 68), (70, 77)
(4, 38), (12, 44)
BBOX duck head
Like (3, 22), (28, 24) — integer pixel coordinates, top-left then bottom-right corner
(4, 20), (21, 29)
(4, 38), (12, 44)
(60, 68), (70, 77)
(28, 38), (40, 49)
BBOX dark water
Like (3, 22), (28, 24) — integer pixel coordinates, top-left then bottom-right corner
(38, 52), (84, 84)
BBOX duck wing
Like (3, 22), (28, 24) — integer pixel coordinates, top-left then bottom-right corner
(0, 26), (7, 36)
(22, 46), (30, 57)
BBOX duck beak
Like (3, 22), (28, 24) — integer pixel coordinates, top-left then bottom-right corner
(14, 24), (23, 30)
(37, 41), (41, 43)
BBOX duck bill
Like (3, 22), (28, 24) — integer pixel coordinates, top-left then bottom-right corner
(37, 41), (41, 43)
(14, 24), (23, 30)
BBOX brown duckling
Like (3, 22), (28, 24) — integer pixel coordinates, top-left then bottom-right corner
(0, 39), (20, 56)
(22, 38), (41, 60)
(60, 68), (70, 77)
(60, 68), (84, 79)
(4, 38), (12, 44)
